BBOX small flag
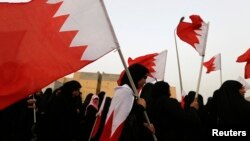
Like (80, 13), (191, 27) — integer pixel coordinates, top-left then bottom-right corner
(180, 90), (187, 109)
(203, 53), (221, 73)
(177, 15), (208, 56)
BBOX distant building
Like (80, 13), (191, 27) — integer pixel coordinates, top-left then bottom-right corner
(44, 72), (176, 101)
(99, 72), (119, 98)
(72, 72), (100, 100)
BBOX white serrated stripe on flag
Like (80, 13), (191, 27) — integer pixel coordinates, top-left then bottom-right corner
(194, 22), (208, 56)
(214, 53), (221, 70)
(147, 50), (167, 82)
(237, 76), (250, 90)
(106, 85), (134, 136)
(48, 0), (117, 60)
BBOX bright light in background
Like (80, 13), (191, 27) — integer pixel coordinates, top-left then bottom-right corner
(0, 0), (31, 2)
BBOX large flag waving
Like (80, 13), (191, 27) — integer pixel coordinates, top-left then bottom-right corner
(203, 53), (221, 73)
(128, 50), (167, 82)
(177, 15), (208, 56)
(117, 50), (167, 85)
(0, 0), (117, 110)
(236, 48), (250, 79)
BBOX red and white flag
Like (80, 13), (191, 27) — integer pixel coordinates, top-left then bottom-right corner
(180, 89), (187, 109)
(100, 85), (134, 141)
(0, 0), (117, 110)
(128, 50), (167, 82)
(203, 53), (221, 73)
(0, 0), (30, 2)
(177, 15), (208, 56)
(237, 76), (250, 90)
(117, 50), (167, 85)
(90, 94), (107, 139)
(236, 48), (250, 79)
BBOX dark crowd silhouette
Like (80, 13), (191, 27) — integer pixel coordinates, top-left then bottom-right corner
(1, 65), (250, 141)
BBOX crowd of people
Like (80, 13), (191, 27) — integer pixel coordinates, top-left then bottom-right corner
(1, 63), (250, 141)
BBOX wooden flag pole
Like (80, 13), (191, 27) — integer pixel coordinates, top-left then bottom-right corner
(100, 1), (157, 140)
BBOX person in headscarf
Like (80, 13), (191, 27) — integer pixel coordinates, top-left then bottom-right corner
(183, 91), (207, 140)
(140, 82), (154, 114)
(81, 94), (99, 141)
(213, 80), (250, 130)
(149, 81), (200, 141)
(100, 63), (153, 141)
(45, 80), (82, 141)
(139, 82), (155, 141)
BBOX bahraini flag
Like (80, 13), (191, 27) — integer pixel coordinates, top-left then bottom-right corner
(100, 85), (134, 141)
(117, 50), (167, 85)
(177, 15), (208, 56)
(203, 53), (221, 73)
(128, 50), (167, 82)
(180, 89), (187, 109)
(237, 76), (250, 90)
(0, 0), (117, 110)
(236, 48), (250, 79)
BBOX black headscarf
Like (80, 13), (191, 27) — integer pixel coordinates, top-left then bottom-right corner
(151, 81), (170, 99)
(184, 91), (204, 111)
(119, 63), (149, 89)
(215, 80), (250, 127)
(60, 80), (81, 97)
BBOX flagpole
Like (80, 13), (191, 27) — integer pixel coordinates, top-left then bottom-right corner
(174, 28), (184, 94)
(195, 22), (209, 98)
(100, 1), (157, 140)
(220, 70), (222, 85)
(116, 45), (158, 141)
(220, 54), (223, 85)
(32, 95), (36, 124)
(162, 50), (168, 82)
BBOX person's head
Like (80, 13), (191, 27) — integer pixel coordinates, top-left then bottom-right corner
(44, 88), (53, 96)
(219, 80), (244, 98)
(184, 91), (204, 110)
(152, 81), (170, 99)
(97, 91), (106, 108)
(61, 80), (81, 98)
(140, 82), (154, 103)
(86, 94), (99, 113)
(119, 63), (149, 89)
(84, 93), (94, 104)
(239, 86), (246, 96)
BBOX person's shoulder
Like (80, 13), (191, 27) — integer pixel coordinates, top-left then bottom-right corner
(115, 84), (133, 94)
(159, 96), (178, 104)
